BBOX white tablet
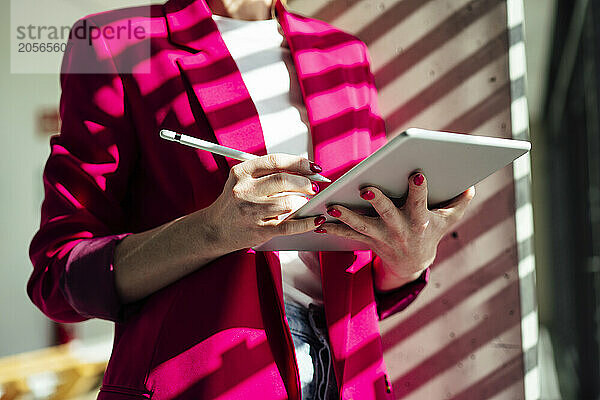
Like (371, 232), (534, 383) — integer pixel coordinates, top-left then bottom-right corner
(253, 128), (530, 251)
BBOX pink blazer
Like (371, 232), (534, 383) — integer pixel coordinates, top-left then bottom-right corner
(28, 0), (429, 398)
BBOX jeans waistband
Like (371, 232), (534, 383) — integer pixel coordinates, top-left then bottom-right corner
(284, 301), (327, 339)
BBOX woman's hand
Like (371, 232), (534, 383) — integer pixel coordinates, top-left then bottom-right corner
(204, 153), (327, 252)
(114, 153), (325, 303)
(316, 173), (475, 291)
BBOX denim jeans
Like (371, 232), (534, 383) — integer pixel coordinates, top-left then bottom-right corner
(284, 300), (340, 400)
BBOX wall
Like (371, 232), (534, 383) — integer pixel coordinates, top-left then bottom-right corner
(0, 0), (56, 357)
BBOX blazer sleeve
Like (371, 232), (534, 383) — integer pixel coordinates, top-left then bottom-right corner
(372, 255), (430, 320)
(27, 18), (138, 323)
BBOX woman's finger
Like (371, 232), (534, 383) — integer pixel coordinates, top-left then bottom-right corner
(235, 153), (322, 179)
(313, 222), (376, 247)
(260, 194), (310, 217)
(324, 205), (380, 239)
(253, 172), (317, 197)
(262, 214), (327, 236)
(436, 186), (476, 222)
(359, 186), (401, 225)
(404, 172), (429, 224)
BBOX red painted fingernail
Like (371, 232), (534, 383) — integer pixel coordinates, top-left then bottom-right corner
(312, 182), (320, 193)
(360, 190), (375, 200)
(314, 227), (327, 233)
(327, 208), (341, 218)
(310, 162), (322, 173)
(413, 173), (424, 186)
(314, 215), (326, 226)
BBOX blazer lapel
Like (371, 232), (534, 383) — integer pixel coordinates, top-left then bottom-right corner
(164, 0), (267, 168)
(275, 0), (375, 181)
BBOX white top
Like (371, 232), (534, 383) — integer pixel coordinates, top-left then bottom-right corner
(213, 14), (323, 307)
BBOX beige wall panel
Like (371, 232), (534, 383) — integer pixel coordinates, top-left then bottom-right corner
(289, 0), (525, 398)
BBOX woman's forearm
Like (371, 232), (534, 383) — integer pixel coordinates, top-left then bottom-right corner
(113, 206), (230, 304)
(113, 155), (326, 304)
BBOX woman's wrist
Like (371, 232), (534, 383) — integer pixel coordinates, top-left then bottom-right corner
(373, 256), (429, 292)
(186, 204), (234, 261)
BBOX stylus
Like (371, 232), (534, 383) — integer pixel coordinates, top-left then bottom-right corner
(159, 129), (332, 183)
